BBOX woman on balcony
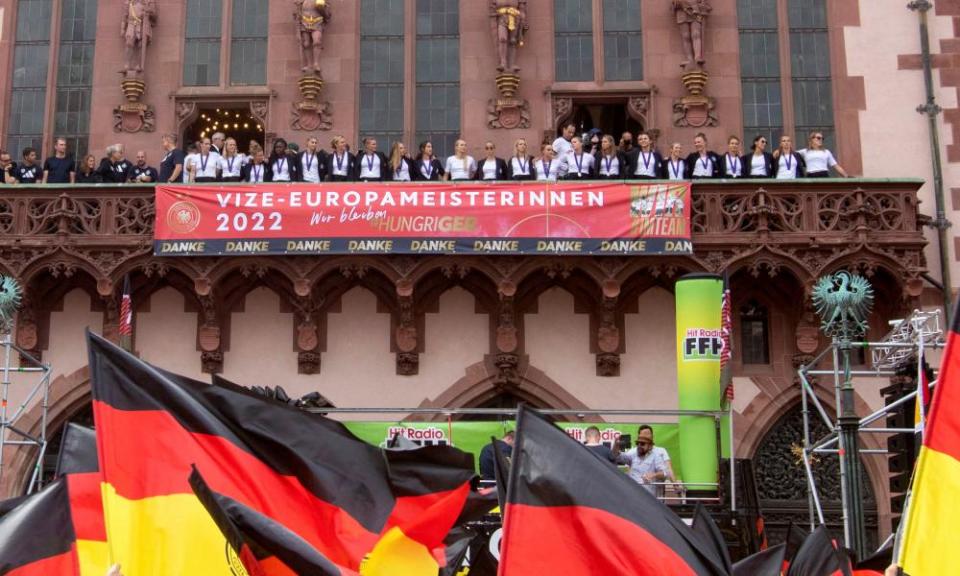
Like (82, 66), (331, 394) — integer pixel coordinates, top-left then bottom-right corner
(324, 136), (354, 182)
(76, 154), (102, 184)
(444, 139), (476, 181)
(508, 138), (534, 180)
(743, 135), (775, 178)
(535, 143), (564, 182)
(389, 142), (415, 182)
(218, 138), (244, 183)
(721, 136), (744, 178)
(774, 135), (806, 179)
(563, 136), (595, 180)
(477, 141), (508, 181)
(798, 132), (849, 178)
(686, 133), (721, 179)
(269, 138), (301, 183)
(414, 141), (444, 181)
(595, 135), (626, 180)
(188, 138), (221, 183)
(240, 148), (271, 183)
(662, 143), (687, 181)
(625, 131), (662, 180)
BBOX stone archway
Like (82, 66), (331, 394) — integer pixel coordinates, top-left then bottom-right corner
(752, 404), (879, 551)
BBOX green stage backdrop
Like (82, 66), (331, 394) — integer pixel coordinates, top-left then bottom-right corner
(343, 421), (685, 480)
(675, 274), (723, 491)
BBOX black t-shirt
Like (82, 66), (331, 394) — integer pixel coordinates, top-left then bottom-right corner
(128, 165), (159, 183)
(14, 163), (41, 184)
(0, 163), (15, 184)
(43, 155), (74, 183)
(159, 149), (186, 183)
(99, 158), (133, 183)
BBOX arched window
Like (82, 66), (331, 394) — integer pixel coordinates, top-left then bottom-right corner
(740, 299), (770, 365)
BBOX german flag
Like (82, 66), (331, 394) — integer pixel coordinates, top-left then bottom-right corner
(498, 406), (729, 575)
(785, 525), (852, 576)
(87, 331), (474, 574)
(55, 423), (109, 576)
(732, 543), (785, 576)
(691, 502), (733, 574)
(899, 296), (960, 575)
(0, 479), (79, 575)
(852, 541), (891, 576)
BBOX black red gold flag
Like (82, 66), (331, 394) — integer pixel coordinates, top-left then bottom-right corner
(498, 405), (729, 575)
(786, 525), (853, 576)
(732, 543), (786, 576)
(0, 479), (78, 575)
(87, 331), (475, 575)
(691, 502), (733, 574)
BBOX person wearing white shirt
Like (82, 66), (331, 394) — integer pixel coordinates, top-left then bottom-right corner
(508, 138), (534, 180)
(268, 138), (300, 182)
(686, 133), (720, 179)
(182, 143), (199, 183)
(798, 131), (849, 178)
(626, 132), (663, 180)
(535, 143), (565, 181)
(774, 135), (805, 179)
(552, 122), (575, 161)
(596, 135), (627, 179)
(218, 138), (245, 182)
(444, 139), (477, 181)
(663, 143), (687, 181)
(721, 136), (743, 178)
(477, 141), (507, 181)
(388, 142), (415, 182)
(356, 137), (389, 181)
(325, 135), (354, 182)
(189, 137), (221, 182)
(563, 136), (595, 180)
(616, 426), (676, 498)
(300, 137), (325, 183)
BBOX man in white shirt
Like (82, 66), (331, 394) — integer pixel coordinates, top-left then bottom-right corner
(552, 122), (576, 161)
(617, 426), (676, 497)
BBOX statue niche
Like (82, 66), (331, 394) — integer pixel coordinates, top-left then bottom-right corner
(291, 0), (333, 131)
(487, 0), (531, 130)
(114, 0), (158, 133)
(671, 0), (718, 128)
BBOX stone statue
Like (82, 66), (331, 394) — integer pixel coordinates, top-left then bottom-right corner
(121, 0), (157, 73)
(672, 0), (711, 68)
(490, 0), (527, 73)
(294, 0), (332, 74)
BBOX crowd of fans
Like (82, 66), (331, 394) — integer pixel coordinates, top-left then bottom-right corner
(0, 124), (850, 186)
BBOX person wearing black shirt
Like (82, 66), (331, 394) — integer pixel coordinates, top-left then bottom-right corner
(127, 150), (158, 183)
(476, 141), (508, 181)
(76, 154), (102, 184)
(624, 132), (663, 180)
(685, 133), (721, 179)
(584, 426), (620, 465)
(158, 133), (185, 183)
(478, 431), (514, 481)
(354, 137), (390, 182)
(240, 148), (272, 183)
(98, 144), (133, 184)
(324, 136), (354, 182)
(268, 138), (302, 182)
(14, 148), (41, 184)
(413, 141), (444, 181)
(43, 138), (75, 184)
(0, 150), (16, 184)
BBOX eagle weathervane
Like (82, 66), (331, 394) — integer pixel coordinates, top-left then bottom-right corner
(0, 276), (22, 334)
(811, 271), (874, 339)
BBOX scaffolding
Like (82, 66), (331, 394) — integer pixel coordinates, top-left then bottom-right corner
(0, 328), (53, 495)
(796, 309), (944, 548)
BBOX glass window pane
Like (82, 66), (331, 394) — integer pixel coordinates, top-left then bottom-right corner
(555, 0), (594, 81)
(738, 0), (783, 141)
(415, 0), (459, 154)
(7, 0), (53, 156)
(231, 0), (267, 85)
(54, 0), (96, 157)
(603, 0), (642, 81)
(788, 0), (835, 144)
(184, 0), (222, 86)
(361, 0), (405, 143)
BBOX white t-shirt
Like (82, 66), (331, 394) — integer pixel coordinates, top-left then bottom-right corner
(750, 154), (767, 176)
(599, 154), (621, 177)
(393, 160), (411, 181)
(481, 159), (499, 180)
(272, 155), (292, 181)
(776, 153), (799, 179)
(634, 151), (658, 177)
(330, 152), (350, 177)
(691, 154), (715, 177)
(301, 151), (322, 183)
(246, 163), (266, 183)
(536, 158), (563, 181)
(552, 136), (573, 160)
(445, 155), (476, 180)
(665, 158), (686, 181)
(510, 156), (531, 177)
(799, 148), (837, 174)
(566, 152), (594, 176)
(359, 153), (382, 179)
(193, 152), (221, 179)
(724, 154), (742, 177)
(219, 154), (244, 179)
(419, 159), (437, 180)
(183, 153), (200, 182)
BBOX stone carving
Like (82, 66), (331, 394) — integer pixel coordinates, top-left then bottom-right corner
(249, 101), (268, 126)
(490, 0), (527, 73)
(596, 353), (621, 377)
(395, 291), (419, 375)
(494, 353), (520, 387)
(176, 101), (198, 127)
(121, 0), (157, 74)
(291, 99), (333, 131)
(487, 1), (530, 130)
(298, 351), (321, 375)
(672, 0), (711, 69)
(294, 0), (331, 73)
(113, 103), (155, 133)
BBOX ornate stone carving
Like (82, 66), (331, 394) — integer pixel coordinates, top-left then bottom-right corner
(397, 353), (419, 376)
(113, 102), (155, 133)
(249, 101), (268, 126)
(495, 295), (518, 354)
(395, 292), (418, 375)
(627, 95), (650, 126)
(487, 95), (531, 130)
(175, 101), (197, 128)
(295, 0), (330, 73)
(596, 294), (620, 377)
(487, 1), (530, 130)
(672, 91), (718, 128)
(201, 351), (224, 374)
(121, 0), (157, 74)
(197, 294), (223, 374)
(291, 98), (333, 131)
(596, 353), (621, 377)
(494, 353), (520, 386)
(298, 351), (321, 375)
(673, 0), (711, 69)
(553, 97), (574, 128)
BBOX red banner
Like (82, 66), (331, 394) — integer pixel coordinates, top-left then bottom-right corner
(154, 181), (692, 256)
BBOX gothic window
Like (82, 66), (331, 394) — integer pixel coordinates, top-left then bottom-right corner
(183, 0), (223, 86)
(360, 0), (406, 148)
(740, 299), (770, 365)
(788, 0), (835, 150)
(554, 0), (594, 82)
(415, 0), (461, 156)
(230, 0), (268, 86)
(737, 0), (782, 148)
(6, 0), (53, 157)
(55, 0), (98, 156)
(602, 0), (643, 81)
